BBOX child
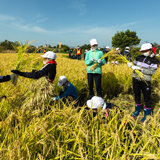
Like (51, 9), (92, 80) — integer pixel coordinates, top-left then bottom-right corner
(127, 43), (158, 123)
(11, 51), (57, 83)
(51, 76), (78, 101)
(86, 96), (120, 117)
(85, 39), (105, 99)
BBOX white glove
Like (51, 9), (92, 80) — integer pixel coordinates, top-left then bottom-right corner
(156, 54), (159, 57)
(91, 57), (96, 62)
(131, 65), (140, 70)
(127, 62), (133, 68)
(51, 97), (56, 101)
(97, 59), (102, 63)
(10, 74), (14, 79)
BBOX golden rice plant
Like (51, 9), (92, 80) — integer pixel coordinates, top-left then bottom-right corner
(11, 40), (36, 85)
(116, 54), (148, 85)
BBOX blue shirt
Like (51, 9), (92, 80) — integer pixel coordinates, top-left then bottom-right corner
(57, 82), (78, 100)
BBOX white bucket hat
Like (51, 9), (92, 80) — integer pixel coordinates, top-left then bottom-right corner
(58, 76), (67, 86)
(106, 46), (110, 49)
(41, 51), (57, 59)
(90, 39), (98, 46)
(140, 43), (152, 51)
(125, 47), (129, 50)
(116, 47), (119, 51)
(87, 96), (105, 109)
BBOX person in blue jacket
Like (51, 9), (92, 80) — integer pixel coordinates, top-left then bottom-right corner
(51, 76), (78, 101)
(122, 47), (132, 61)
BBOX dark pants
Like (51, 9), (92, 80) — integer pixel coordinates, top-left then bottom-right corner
(77, 55), (81, 60)
(133, 77), (151, 108)
(87, 73), (101, 97)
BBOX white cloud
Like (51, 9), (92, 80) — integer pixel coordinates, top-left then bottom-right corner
(0, 14), (15, 21)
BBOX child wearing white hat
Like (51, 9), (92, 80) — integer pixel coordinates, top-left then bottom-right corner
(85, 39), (105, 99)
(11, 51), (57, 83)
(86, 96), (120, 117)
(127, 43), (158, 123)
(122, 47), (132, 61)
(51, 76), (78, 101)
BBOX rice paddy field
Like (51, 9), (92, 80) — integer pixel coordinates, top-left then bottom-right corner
(0, 52), (160, 159)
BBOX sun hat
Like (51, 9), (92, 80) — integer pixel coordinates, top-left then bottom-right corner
(41, 51), (57, 59)
(58, 76), (67, 86)
(125, 47), (129, 50)
(106, 46), (110, 49)
(140, 43), (152, 51)
(90, 39), (98, 46)
(87, 96), (105, 109)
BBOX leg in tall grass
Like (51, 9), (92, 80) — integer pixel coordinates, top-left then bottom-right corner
(94, 74), (101, 97)
(141, 81), (151, 122)
(87, 73), (94, 99)
(132, 78), (142, 117)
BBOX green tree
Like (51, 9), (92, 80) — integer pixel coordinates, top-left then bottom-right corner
(112, 29), (141, 50)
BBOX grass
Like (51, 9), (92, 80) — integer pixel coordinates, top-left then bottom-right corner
(0, 53), (160, 159)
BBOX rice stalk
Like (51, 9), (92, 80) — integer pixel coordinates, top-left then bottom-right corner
(11, 40), (36, 85)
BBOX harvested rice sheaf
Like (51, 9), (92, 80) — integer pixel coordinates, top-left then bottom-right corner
(17, 77), (56, 110)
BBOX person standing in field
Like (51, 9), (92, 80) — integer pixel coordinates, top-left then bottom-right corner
(122, 47), (132, 61)
(51, 76), (78, 101)
(103, 46), (110, 63)
(84, 49), (88, 60)
(76, 46), (81, 60)
(11, 51), (57, 83)
(127, 43), (158, 123)
(85, 39), (105, 99)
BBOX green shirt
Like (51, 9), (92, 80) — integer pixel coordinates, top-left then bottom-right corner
(85, 49), (105, 74)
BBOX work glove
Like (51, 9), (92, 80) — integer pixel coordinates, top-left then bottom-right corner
(131, 65), (140, 70)
(51, 96), (59, 101)
(127, 62), (133, 68)
(11, 70), (25, 76)
(97, 59), (102, 63)
(91, 57), (96, 62)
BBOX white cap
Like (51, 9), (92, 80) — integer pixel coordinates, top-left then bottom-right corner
(85, 49), (88, 52)
(125, 47), (129, 50)
(87, 96), (105, 109)
(140, 43), (152, 51)
(41, 51), (57, 59)
(58, 76), (67, 86)
(90, 39), (98, 46)
(106, 46), (110, 49)
(116, 47), (119, 51)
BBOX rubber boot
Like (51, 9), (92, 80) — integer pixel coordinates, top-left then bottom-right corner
(131, 103), (142, 118)
(141, 106), (151, 123)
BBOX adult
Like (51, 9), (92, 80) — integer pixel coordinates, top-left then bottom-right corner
(11, 51), (57, 83)
(127, 43), (158, 123)
(85, 39), (105, 99)
(51, 76), (78, 101)
(69, 47), (74, 58)
(76, 46), (81, 60)
(122, 47), (132, 61)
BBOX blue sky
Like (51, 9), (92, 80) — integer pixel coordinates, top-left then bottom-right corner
(0, 0), (160, 48)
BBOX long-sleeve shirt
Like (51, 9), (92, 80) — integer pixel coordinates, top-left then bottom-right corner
(132, 55), (158, 81)
(0, 75), (11, 83)
(58, 82), (78, 100)
(85, 49), (105, 74)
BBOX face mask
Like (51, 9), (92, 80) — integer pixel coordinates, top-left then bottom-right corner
(143, 52), (150, 57)
(92, 46), (98, 50)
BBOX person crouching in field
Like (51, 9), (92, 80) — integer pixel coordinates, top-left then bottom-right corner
(85, 39), (105, 99)
(127, 43), (158, 123)
(11, 51), (57, 83)
(86, 96), (121, 117)
(51, 76), (78, 101)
